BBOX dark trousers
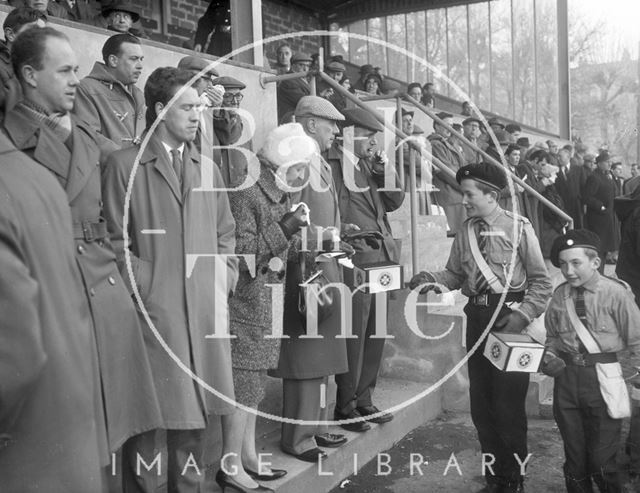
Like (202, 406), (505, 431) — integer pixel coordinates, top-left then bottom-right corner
(335, 291), (387, 414)
(281, 377), (327, 454)
(122, 428), (206, 493)
(627, 405), (640, 475)
(554, 365), (622, 493)
(465, 303), (529, 488)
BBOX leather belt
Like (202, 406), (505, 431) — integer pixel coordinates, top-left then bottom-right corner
(73, 218), (108, 242)
(559, 351), (617, 367)
(469, 291), (524, 307)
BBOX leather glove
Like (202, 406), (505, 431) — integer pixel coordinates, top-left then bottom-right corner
(408, 271), (442, 294)
(342, 230), (383, 250)
(540, 352), (566, 378)
(279, 205), (308, 239)
(495, 311), (529, 334)
(370, 150), (389, 175)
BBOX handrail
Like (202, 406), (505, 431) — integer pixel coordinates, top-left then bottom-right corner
(405, 95), (574, 231)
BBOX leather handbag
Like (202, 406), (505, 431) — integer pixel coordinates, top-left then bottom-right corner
(292, 251), (335, 331)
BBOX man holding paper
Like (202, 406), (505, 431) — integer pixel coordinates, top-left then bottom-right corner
(542, 229), (640, 492)
(409, 163), (552, 493)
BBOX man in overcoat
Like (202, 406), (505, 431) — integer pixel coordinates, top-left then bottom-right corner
(326, 108), (404, 430)
(3, 26), (162, 482)
(583, 151), (617, 272)
(273, 96), (350, 461)
(102, 66), (239, 492)
(555, 146), (586, 229)
(74, 33), (145, 149)
(0, 131), (104, 492)
(277, 52), (311, 123)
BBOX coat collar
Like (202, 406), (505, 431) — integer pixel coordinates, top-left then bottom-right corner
(256, 161), (288, 205)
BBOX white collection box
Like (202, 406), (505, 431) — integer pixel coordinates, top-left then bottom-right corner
(483, 332), (545, 373)
(343, 261), (403, 294)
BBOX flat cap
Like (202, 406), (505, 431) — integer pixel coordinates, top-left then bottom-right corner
(291, 52), (312, 64)
(583, 153), (596, 162)
(211, 76), (246, 90)
(177, 55), (219, 77)
(295, 96), (344, 121)
(342, 108), (384, 133)
(487, 117), (505, 129)
(435, 111), (453, 120)
(101, 0), (141, 22)
(396, 107), (414, 119)
(487, 129), (512, 146)
(596, 150), (611, 164)
(550, 230), (601, 268)
(456, 163), (508, 191)
(325, 61), (346, 73)
(462, 116), (482, 126)
(517, 137), (530, 148)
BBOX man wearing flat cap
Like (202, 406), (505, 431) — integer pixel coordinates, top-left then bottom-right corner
(326, 107), (404, 431)
(462, 116), (483, 165)
(410, 163), (551, 493)
(323, 60), (347, 111)
(277, 52), (312, 122)
(273, 95), (351, 460)
(428, 111), (466, 234)
(543, 229), (640, 492)
(74, 33), (145, 149)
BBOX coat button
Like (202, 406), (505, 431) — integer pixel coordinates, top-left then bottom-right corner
(77, 245), (85, 254)
(108, 276), (116, 285)
(90, 288), (96, 296)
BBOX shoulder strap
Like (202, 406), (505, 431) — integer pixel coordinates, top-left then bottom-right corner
(563, 284), (602, 354)
(467, 220), (504, 294)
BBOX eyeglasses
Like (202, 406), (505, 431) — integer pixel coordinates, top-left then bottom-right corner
(222, 92), (244, 103)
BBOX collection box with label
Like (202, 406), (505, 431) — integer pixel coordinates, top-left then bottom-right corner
(483, 332), (545, 373)
(343, 261), (403, 294)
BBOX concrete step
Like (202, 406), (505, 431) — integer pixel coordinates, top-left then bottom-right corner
(203, 377), (443, 492)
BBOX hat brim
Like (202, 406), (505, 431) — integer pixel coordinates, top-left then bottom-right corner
(103, 8), (140, 22)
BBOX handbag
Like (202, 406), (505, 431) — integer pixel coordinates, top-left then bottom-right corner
(564, 285), (631, 419)
(295, 251), (335, 331)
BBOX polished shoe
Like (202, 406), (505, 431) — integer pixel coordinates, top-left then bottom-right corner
(356, 405), (394, 424)
(315, 432), (347, 448)
(245, 467), (287, 481)
(215, 469), (274, 493)
(284, 447), (328, 463)
(333, 409), (371, 432)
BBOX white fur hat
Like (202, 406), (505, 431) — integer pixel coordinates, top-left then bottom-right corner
(258, 123), (318, 169)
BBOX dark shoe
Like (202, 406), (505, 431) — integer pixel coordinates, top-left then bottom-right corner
(333, 409), (371, 432)
(315, 433), (347, 448)
(215, 469), (274, 493)
(356, 405), (394, 424)
(476, 484), (502, 493)
(284, 447), (328, 463)
(245, 467), (287, 481)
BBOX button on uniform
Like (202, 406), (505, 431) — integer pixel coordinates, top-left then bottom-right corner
(77, 244), (85, 254)
(108, 276), (116, 286)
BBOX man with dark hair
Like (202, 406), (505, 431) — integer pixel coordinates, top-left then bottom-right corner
(505, 123), (521, 140)
(102, 66), (238, 492)
(277, 52), (312, 122)
(410, 163), (551, 493)
(4, 25), (162, 486)
(273, 41), (292, 75)
(74, 33), (144, 148)
(0, 6), (46, 120)
(428, 111), (466, 234)
(406, 82), (422, 101)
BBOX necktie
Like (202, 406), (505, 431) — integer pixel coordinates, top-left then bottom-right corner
(170, 148), (183, 186)
(473, 219), (490, 293)
(575, 286), (588, 353)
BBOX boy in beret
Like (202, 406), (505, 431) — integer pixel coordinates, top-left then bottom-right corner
(409, 163), (552, 493)
(542, 229), (640, 492)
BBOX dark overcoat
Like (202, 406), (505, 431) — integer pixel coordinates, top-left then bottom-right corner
(555, 164), (586, 229)
(3, 104), (162, 457)
(102, 134), (239, 425)
(277, 73), (310, 122)
(274, 155), (349, 379)
(584, 168), (617, 251)
(227, 163), (292, 370)
(0, 133), (104, 492)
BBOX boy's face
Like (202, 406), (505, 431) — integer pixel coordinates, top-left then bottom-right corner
(461, 179), (496, 218)
(558, 248), (600, 287)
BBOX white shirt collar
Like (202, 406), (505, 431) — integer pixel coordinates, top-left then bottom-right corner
(161, 142), (185, 161)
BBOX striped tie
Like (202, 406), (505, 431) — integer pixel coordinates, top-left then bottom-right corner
(473, 219), (490, 293)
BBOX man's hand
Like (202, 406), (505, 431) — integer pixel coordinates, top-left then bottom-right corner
(495, 311), (529, 333)
(540, 352), (566, 378)
(408, 271), (441, 294)
(371, 150), (389, 175)
(341, 223), (360, 235)
(205, 84), (225, 108)
(342, 230), (383, 250)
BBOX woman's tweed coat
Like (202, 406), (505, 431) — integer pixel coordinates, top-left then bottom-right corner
(228, 162), (295, 370)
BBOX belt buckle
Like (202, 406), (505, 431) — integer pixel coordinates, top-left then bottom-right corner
(475, 294), (488, 307)
(572, 353), (587, 366)
(82, 221), (95, 242)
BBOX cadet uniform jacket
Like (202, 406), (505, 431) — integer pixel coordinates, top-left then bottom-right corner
(430, 206), (552, 322)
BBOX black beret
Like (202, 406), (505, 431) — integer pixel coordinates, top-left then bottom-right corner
(456, 163), (508, 191)
(550, 229), (601, 267)
(342, 108), (384, 133)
